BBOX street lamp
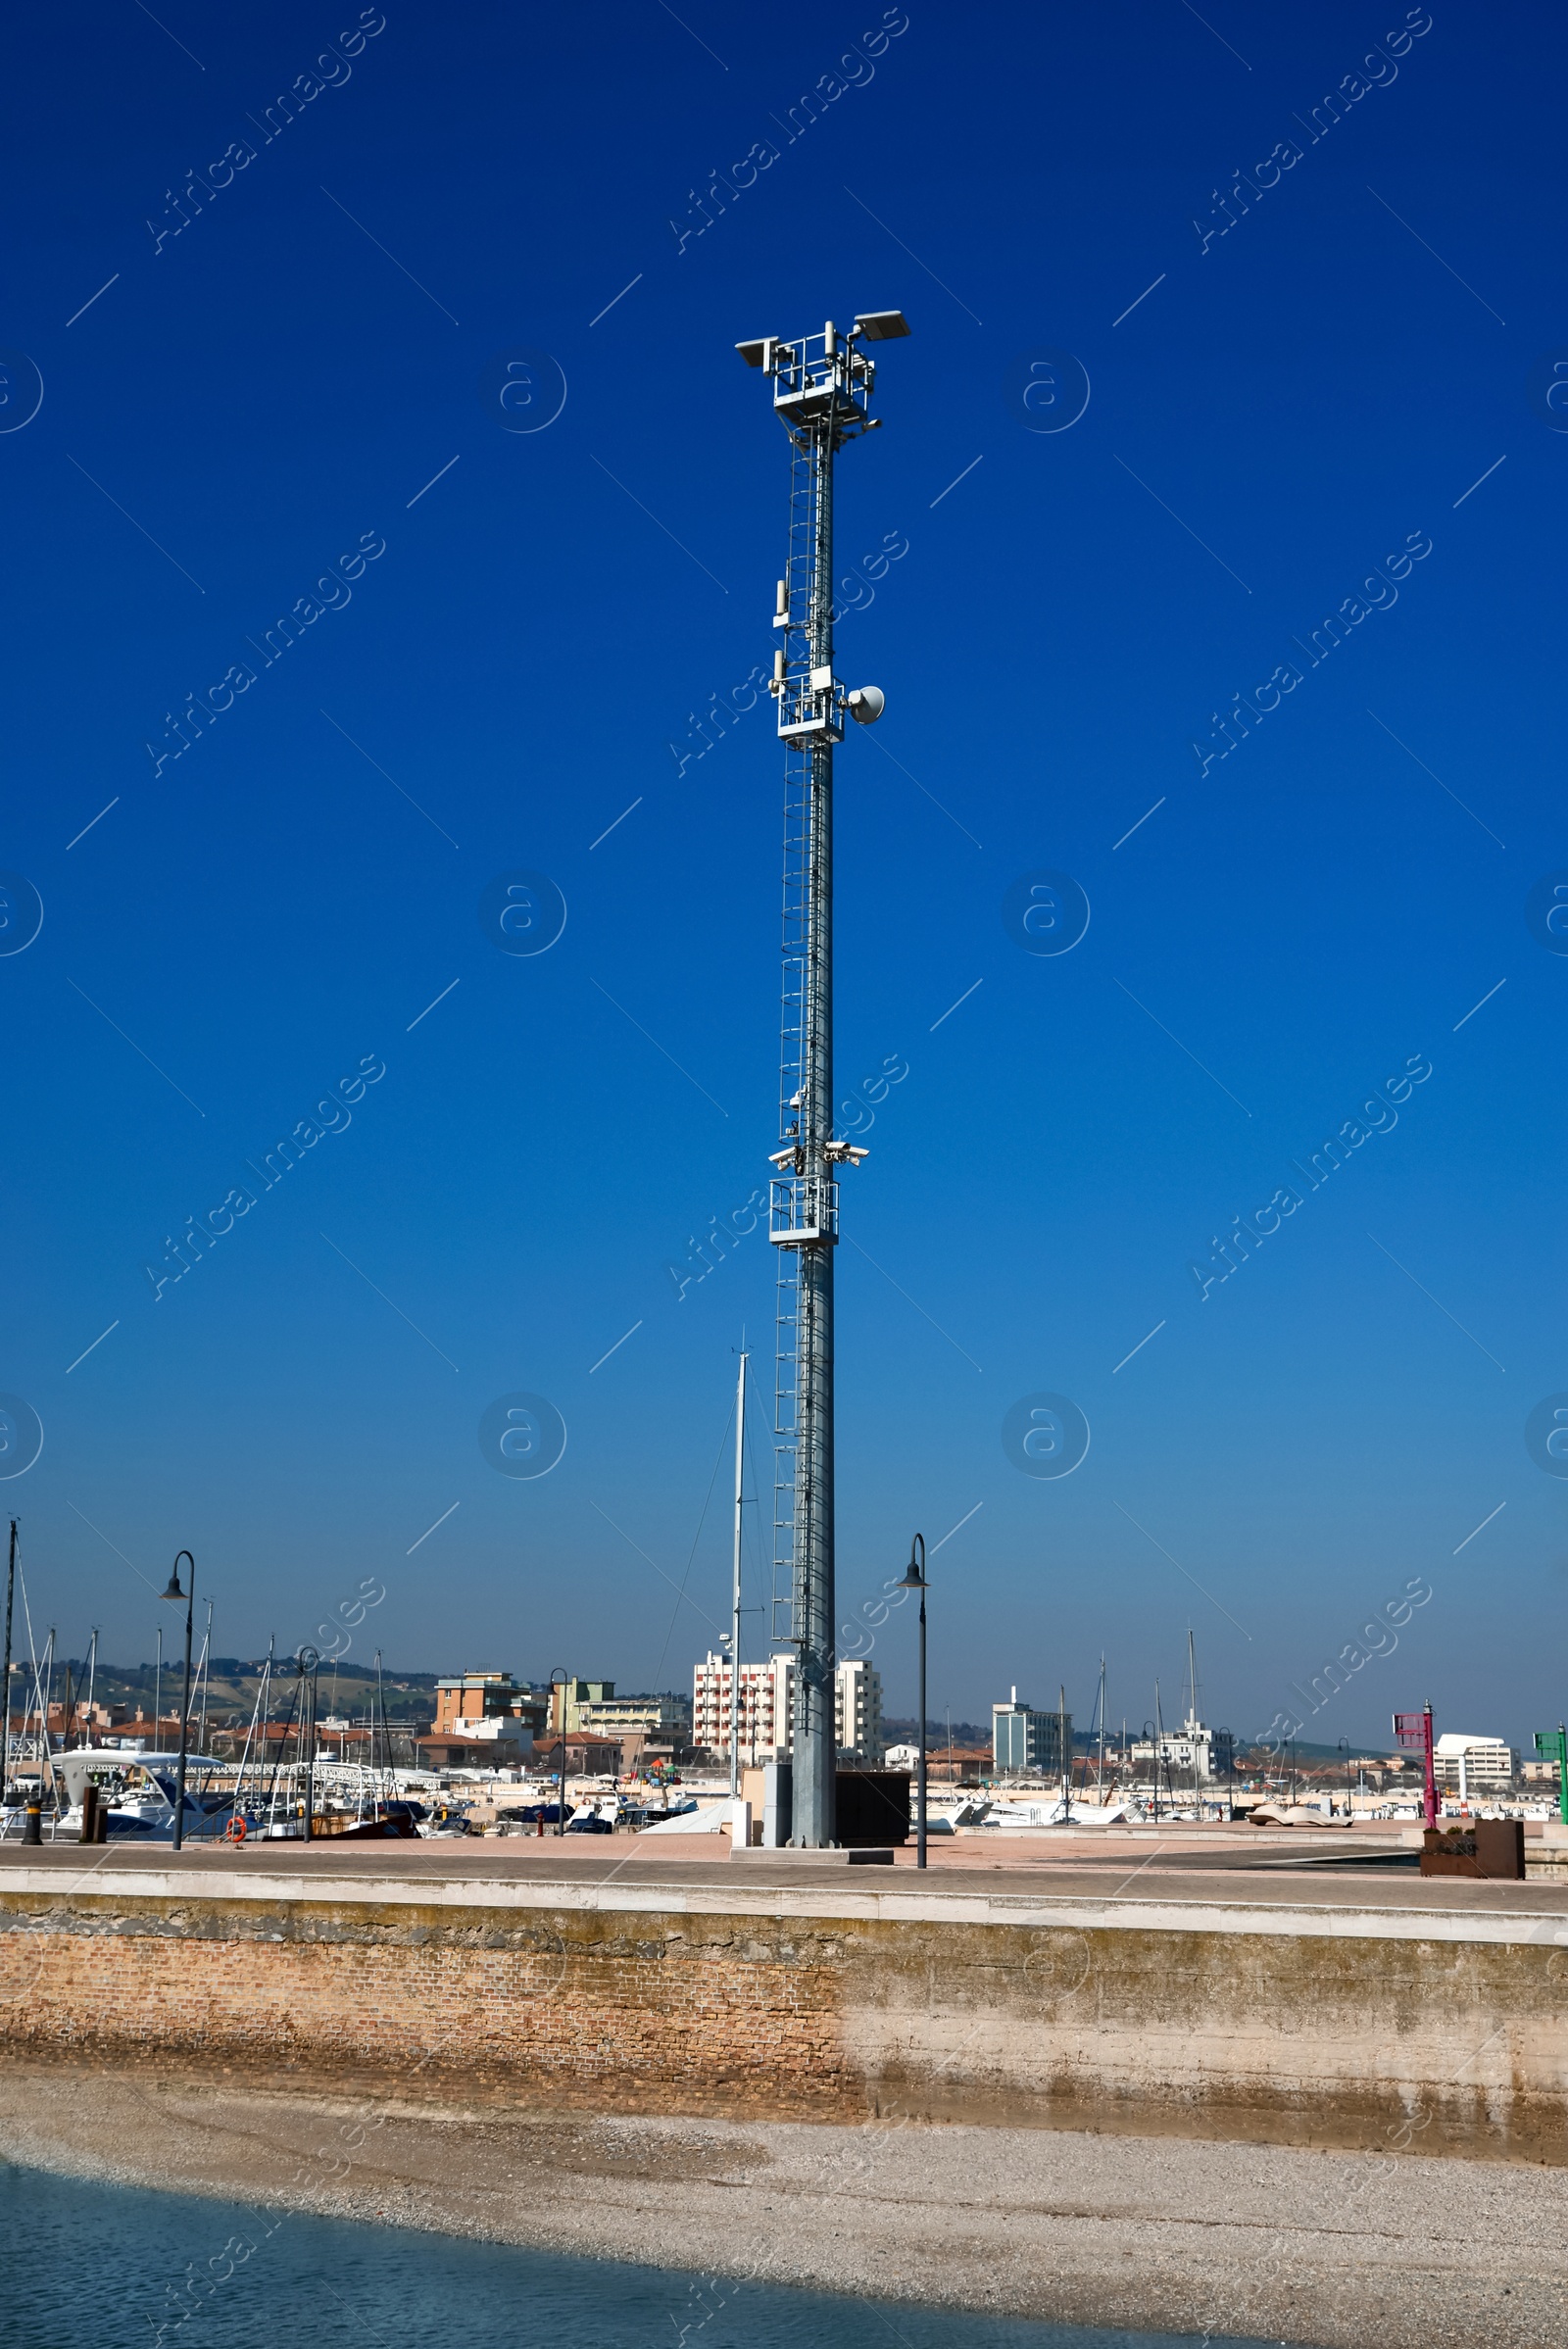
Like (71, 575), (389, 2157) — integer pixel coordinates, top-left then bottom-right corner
(1338, 1737), (1351, 1822)
(895, 1536), (928, 1870)
(160, 1551), (195, 1852)
(548, 1667), (569, 1836)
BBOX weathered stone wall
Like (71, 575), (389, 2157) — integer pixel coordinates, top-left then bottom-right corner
(4, 1880), (1566, 2160)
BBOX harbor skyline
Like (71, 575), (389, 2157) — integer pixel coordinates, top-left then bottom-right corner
(3, 2), (1558, 1758)
(9, 11), (1568, 2342)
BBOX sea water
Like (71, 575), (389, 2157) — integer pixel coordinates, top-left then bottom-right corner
(0, 2164), (1281, 2347)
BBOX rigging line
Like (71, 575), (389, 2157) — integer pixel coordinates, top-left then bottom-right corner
(239, 1643), (271, 1823)
(188, 1619), (211, 1776)
(232, 1670), (266, 1812)
(263, 1674), (302, 1826)
(649, 1391), (738, 1695)
(16, 1562), (59, 1804)
(17, 1554), (42, 1726)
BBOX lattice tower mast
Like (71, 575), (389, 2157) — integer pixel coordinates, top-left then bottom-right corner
(735, 310), (907, 1845)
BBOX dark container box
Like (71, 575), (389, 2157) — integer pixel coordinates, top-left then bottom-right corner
(835, 1768), (910, 1848)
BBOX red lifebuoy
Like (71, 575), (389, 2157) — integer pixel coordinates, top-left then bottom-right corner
(225, 1814), (248, 1843)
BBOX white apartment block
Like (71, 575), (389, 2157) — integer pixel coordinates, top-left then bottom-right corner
(692, 1652), (884, 1763)
(692, 1654), (790, 1759)
(836, 1656), (883, 1761)
(1434, 1732), (1516, 1790)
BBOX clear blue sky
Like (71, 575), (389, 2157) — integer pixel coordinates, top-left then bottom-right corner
(3, 1), (1563, 1758)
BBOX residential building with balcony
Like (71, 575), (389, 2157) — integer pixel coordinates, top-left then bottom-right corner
(431, 1671), (540, 1752)
(692, 1653), (884, 1763)
(574, 1690), (692, 1741)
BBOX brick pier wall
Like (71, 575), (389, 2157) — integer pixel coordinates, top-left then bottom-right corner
(4, 1869), (1567, 2160)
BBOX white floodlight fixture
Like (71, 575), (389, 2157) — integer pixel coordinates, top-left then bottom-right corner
(847, 686), (885, 725)
(736, 338), (776, 368)
(853, 311), (910, 341)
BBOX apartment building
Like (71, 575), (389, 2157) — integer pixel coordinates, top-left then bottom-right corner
(1130, 1710), (1234, 1785)
(992, 1690), (1071, 1777)
(574, 1689), (692, 1741)
(692, 1652), (884, 1763)
(433, 1672), (538, 1735)
(1434, 1732), (1517, 1792)
(836, 1657), (883, 1761)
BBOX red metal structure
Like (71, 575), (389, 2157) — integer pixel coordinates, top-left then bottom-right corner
(1394, 1702), (1437, 1827)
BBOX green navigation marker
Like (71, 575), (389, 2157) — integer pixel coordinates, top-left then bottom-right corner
(1533, 1726), (1568, 1826)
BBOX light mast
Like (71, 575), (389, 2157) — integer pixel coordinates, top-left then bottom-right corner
(735, 310), (908, 1844)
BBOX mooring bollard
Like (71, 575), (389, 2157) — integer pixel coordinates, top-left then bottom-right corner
(78, 1783), (99, 1845)
(22, 1795), (42, 1845)
(95, 1799), (109, 1843)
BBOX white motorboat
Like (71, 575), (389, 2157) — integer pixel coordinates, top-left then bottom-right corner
(48, 1749), (238, 1841)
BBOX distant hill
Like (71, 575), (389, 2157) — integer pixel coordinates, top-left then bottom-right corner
(27, 1657), (444, 1727)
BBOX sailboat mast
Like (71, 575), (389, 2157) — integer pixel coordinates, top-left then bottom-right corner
(1152, 1677), (1163, 1824)
(375, 1646), (389, 1806)
(40, 1629), (57, 1811)
(0, 1521), (14, 1800)
(1187, 1627), (1200, 1815)
(730, 1348), (748, 1801)
(194, 1601), (214, 1780)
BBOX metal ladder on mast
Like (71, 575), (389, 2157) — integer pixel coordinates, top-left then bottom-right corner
(772, 430), (816, 1644)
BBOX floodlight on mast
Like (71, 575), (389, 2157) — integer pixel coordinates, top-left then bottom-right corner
(736, 309), (908, 1848)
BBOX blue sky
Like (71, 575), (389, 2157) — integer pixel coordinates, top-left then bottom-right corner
(3, 1), (1564, 1757)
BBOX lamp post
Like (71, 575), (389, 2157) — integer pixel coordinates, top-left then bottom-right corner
(895, 1536), (927, 1869)
(1338, 1736), (1351, 1822)
(549, 1667), (569, 1836)
(160, 1551), (195, 1852)
(297, 1646), (319, 1842)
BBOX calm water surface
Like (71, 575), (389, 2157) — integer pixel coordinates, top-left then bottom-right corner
(0, 2164), (1282, 2348)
